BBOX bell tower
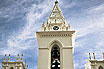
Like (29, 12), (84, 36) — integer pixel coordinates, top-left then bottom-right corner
(36, 1), (75, 69)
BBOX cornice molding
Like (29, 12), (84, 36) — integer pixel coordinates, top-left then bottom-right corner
(39, 46), (73, 50)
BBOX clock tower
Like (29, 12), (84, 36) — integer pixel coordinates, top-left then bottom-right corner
(36, 0), (75, 69)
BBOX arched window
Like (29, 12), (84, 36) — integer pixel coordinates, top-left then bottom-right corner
(10, 67), (14, 69)
(51, 44), (60, 69)
(99, 66), (103, 69)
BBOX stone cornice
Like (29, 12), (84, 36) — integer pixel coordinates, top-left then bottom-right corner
(36, 31), (75, 38)
(39, 46), (73, 50)
(90, 60), (104, 63)
(2, 62), (23, 64)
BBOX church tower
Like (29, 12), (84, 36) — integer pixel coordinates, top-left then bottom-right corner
(36, 0), (75, 69)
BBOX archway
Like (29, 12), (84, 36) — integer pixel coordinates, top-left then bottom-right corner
(99, 66), (103, 69)
(10, 67), (14, 69)
(51, 44), (60, 69)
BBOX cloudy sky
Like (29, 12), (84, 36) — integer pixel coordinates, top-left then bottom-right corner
(0, 0), (104, 69)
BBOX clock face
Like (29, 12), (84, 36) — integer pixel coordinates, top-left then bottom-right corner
(53, 26), (59, 30)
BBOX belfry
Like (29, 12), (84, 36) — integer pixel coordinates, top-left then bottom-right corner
(36, 0), (75, 69)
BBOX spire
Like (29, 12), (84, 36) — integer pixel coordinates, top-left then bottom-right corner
(66, 22), (70, 31)
(41, 0), (69, 31)
(8, 54), (10, 62)
(21, 54), (23, 62)
(89, 53), (91, 60)
(3, 54), (6, 62)
(42, 22), (45, 27)
(17, 54), (19, 62)
(68, 22), (70, 28)
(102, 53), (104, 60)
(41, 22), (45, 31)
(47, 0), (65, 24)
(25, 60), (26, 67)
(24, 60), (28, 69)
(93, 53), (96, 60)
(27, 65), (28, 68)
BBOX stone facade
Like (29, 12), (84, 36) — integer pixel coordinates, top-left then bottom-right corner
(85, 53), (104, 69)
(2, 54), (28, 69)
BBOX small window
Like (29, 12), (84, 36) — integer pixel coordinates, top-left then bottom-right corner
(99, 66), (103, 69)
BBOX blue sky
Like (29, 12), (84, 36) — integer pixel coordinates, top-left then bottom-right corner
(0, 0), (104, 69)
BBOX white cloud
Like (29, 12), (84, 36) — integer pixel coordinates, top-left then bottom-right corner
(74, 63), (79, 69)
(75, 14), (104, 39)
(86, 4), (104, 14)
(73, 4), (104, 68)
(63, 1), (76, 8)
(0, 0), (54, 56)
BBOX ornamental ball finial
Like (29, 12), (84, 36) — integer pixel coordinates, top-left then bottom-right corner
(55, 0), (58, 4)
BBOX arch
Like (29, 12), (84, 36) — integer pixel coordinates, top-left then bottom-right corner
(48, 40), (63, 50)
(49, 40), (63, 69)
(99, 65), (103, 69)
(10, 67), (14, 69)
(51, 44), (60, 69)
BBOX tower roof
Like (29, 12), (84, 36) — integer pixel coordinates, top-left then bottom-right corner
(41, 0), (71, 31)
(47, 0), (65, 24)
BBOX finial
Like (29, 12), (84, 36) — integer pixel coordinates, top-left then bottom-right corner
(68, 22), (70, 27)
(102, 53), (104, 60)
(21, 54), (23, 62)
(47, 22), (48, 24)
(68, 22), (70, 26)
(55, 0), (58, 4)
(66, 22), (70, 31)
(42, 22), (45, 27)
(55, 19), (56, 23)
(43, 22), (45, 24)
(25, 60), (26, 66)
(3, 54), (7, 62)
(46, 20), (48, 25)
(8, 54), (10, 62)
(17, 54), (19, 62)
(47, 19), (49, 24)
(93, 53), (96, 60)
(89, 53), (91, 60)
(41, 22), (45, 31)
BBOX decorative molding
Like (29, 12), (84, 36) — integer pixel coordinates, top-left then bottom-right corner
(2, 65), (9, 67)
(62, 46), (73, 49)
(40, 34), (72, 38)
(39, 48), (49, 50)
(39, 46), (73, 50)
